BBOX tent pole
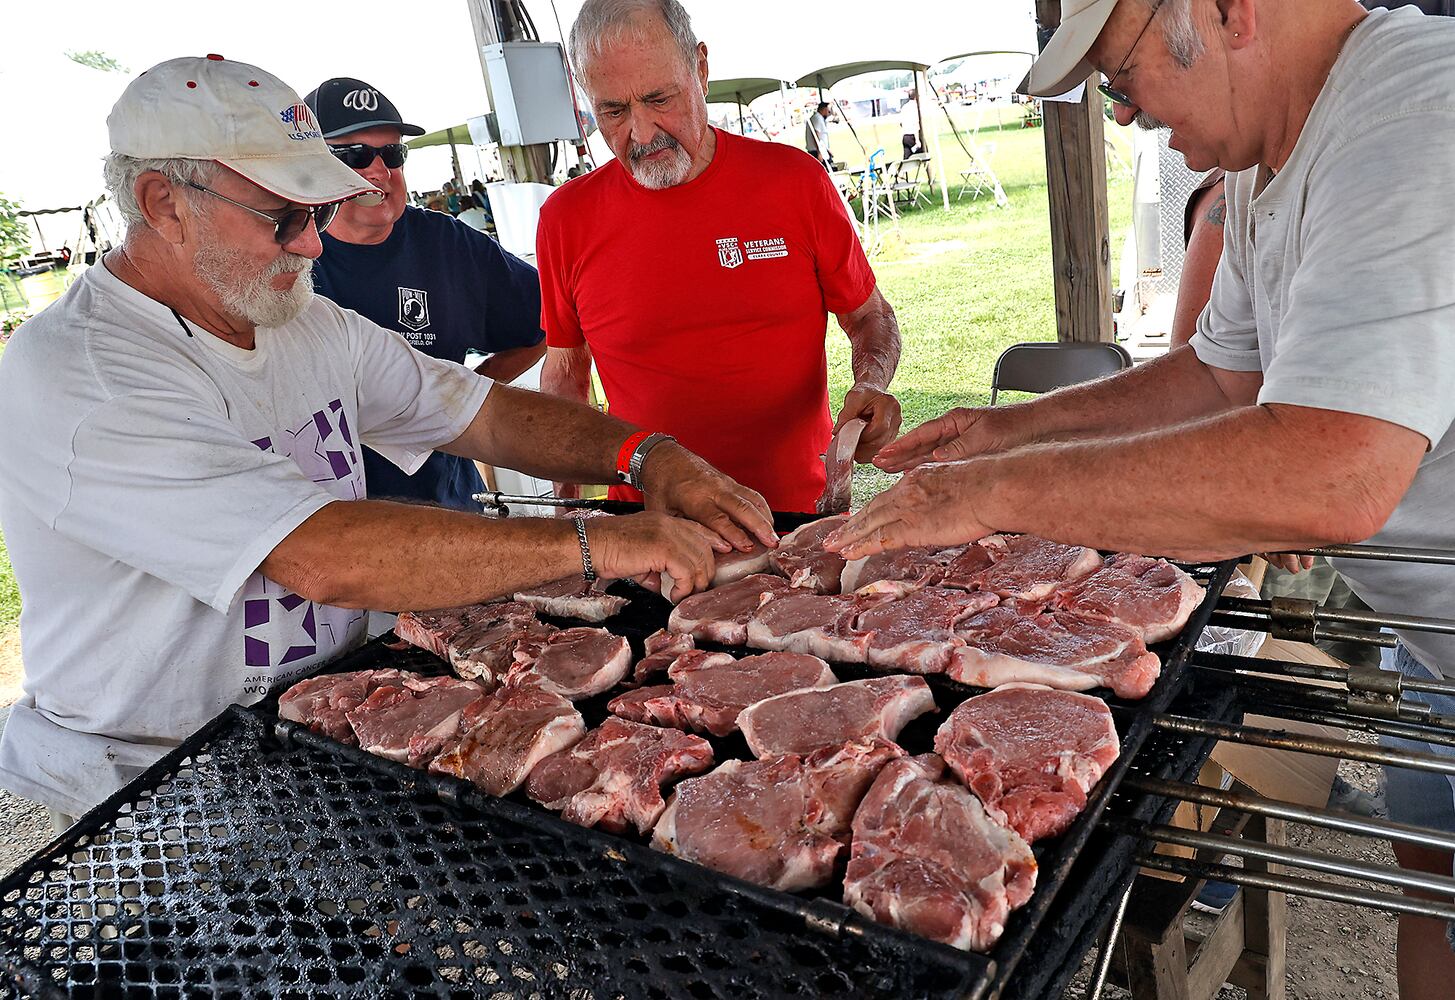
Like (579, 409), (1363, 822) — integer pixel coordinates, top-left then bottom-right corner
(920, 70), (950, 210)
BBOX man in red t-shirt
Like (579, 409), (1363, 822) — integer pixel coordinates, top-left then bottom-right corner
(538, 0), (903, 514)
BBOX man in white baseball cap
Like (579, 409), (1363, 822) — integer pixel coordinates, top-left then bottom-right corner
(0, 55), (776, 828)
(830, 6), (1455, 995)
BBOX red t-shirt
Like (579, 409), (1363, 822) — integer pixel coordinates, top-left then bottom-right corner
(536, 129), (877, 513)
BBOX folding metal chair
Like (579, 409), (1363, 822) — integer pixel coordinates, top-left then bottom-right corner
(988, 341), (1133, 405)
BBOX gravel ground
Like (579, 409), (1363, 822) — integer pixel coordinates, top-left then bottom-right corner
(0, 706), (55, 872)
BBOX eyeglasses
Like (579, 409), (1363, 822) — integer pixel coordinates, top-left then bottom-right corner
(1097, 0), (1165, 108)
(327, 142), (409, 170)
(181, 181), (339, 243)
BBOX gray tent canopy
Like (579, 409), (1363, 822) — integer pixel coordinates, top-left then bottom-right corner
(707, 77), (788, 135)
(793, 59), (929, 91)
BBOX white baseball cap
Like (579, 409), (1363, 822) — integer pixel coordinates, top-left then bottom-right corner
(1022, 0), (1121, 98)
(107, 55), (381, 206)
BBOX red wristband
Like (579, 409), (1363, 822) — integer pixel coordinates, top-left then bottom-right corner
(615, 430), (653, 483)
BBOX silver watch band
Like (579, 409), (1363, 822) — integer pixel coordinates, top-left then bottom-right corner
(625, 433), (675, 491)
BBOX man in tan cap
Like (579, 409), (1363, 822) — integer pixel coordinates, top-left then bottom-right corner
(826, 5), (1455, 993)
(0, 55), (774, 823)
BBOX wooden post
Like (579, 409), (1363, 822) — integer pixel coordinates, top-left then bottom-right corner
(1035, 0), (1114, 342)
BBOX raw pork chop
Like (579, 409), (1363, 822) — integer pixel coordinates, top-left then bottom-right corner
(630, 629), (697, 685)
(944, 533), (1102, 601)
(395, 604), (521, 659)
(738, 675), (936, 758)
(526, 717), (714, 834)
(1053, 554), (1205, 643)
(745, 590), (891, 662)
(512, 576), (629, 623)
(278, 669), (408, 745)
(817, 417), (868, 515)
(769, 515), (850, 593)
(345, 675), (488, 767)
(652, 739), (903, 891)
(950, 604), (1161, 700)
(934, 684), (1119, 842)
(854, 587), (1001, 673)
(841, 544), (971, 594)
(450, 615), (558, 686)
(609, 651), (838, 737)
(507, 627), (631, 700)
(844, 755), (1037, 952)
(668, 574), (793, 645)
(657, 542), (775, 601)
(430, 677), (586, 796)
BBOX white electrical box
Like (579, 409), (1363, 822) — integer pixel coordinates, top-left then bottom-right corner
(483, 42), (580, 146)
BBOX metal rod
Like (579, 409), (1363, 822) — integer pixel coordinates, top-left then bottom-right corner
(1136, 853), (1455, 922)
(1276, 543), (1455, 567)
(472, 491), (602, 509)
(1194, 650), (1350, 685)
(1085, 881), (1133, 1000)
(1137, 822), (1455, 897)
(1243, 701), (1455, 750)
(1207, 610), (1398, 647)
(1123, 774), (1455, 852)
(1219, 596), (1455, 639)
(1154, 714), (1455, 775)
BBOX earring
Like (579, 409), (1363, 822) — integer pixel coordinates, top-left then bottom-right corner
(1233, 31), (1240, 37)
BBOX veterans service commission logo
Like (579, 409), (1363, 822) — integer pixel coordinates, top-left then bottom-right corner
(715, 235), (789, 270)
(398, 287), (431, 333)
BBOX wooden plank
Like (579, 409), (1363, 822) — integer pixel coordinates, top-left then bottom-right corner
(1186, 893), (1247, 999)
(1034, 0), (1114, 343)
(1229, 813), (1289, 1000)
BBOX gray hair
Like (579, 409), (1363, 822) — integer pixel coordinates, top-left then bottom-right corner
(1151, 0), (1205, 69)
(569, 0), (698, 81)
(102, 153), (217, 231)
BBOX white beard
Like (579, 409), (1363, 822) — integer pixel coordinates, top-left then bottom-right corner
(194, 229), (314, 329)
(629, 137), (693, 190)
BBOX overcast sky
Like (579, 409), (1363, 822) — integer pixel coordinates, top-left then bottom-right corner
(2, 0), (1035, 214)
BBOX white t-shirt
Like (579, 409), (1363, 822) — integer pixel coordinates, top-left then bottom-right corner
(0, 261), (491, 813)
(899, 99), (919, 136)
(807, 111), (830, 157)
(1191, 6), (1455, 678)
(456, 207), (490, 233)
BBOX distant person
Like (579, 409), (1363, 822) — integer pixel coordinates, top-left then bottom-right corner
(806, 101), (833, 169)
(442, 180), (461, 215)
(425, 195), (448, 213)
(456, 194), (491, 233)
(538, 0), (904, 513)
(899, 93), (920, 158)
(305, 76), (546, 511)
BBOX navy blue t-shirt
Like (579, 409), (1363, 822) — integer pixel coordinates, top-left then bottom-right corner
(313, 206), (544, 510)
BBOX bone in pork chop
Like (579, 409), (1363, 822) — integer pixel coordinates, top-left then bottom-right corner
(278, 669), (408, 745)
(429, 676), (586, 796)
(345, 675), (489, 767)
(657, 542), (775, 602)
(934, 684), (1119, 842)
(943, 534), (1102, 601)
(667, 574), (794, 645)
(844, 754), (1037, 952)
(745, 589), (892, 662)
(512, 577), (629, 622)
(395, 603), (525, 659)
(609, 651), (838, 737)
(769, 515), (850, 593)
(816, 417), (867, 515)
(1053, 554), (1205, 643)
(950, 604), (1161, 700)
(651, 738), (904, 891)
(737, 675), (936, 758)
(526, 717), (714, 835)
(853, 587), (1001, 673)
(450, 615), (558, 686)
(506, 627), (632, 700)
(629, 629), (697, 686)
(841, 544), (972, 594)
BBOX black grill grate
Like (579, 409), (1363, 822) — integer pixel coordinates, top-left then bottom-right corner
(0, 544), (1236, 1000)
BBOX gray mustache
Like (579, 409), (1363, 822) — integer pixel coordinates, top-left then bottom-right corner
(629, 133), (680, 160)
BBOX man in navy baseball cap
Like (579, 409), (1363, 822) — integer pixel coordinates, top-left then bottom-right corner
(304, 77), (426, 139)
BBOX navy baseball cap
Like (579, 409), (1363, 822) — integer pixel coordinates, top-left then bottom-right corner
(304, 77), (425, 139)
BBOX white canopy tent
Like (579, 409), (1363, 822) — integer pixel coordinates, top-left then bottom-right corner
(705, 76), (788, 135)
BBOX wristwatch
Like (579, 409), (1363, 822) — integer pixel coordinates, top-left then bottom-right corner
(616, 432), (676, 491)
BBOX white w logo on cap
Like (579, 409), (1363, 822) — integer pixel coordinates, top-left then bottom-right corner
(343, 89), (379, 111)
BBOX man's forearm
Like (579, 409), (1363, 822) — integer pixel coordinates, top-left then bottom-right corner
(540, 345), (592, 402)
(261, 500), (584, 611)
(477, 343), (546, 384)
(841, 291), (901, 391)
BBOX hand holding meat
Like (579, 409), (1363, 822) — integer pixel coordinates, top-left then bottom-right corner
(823, 461), (991, 560)
(872, 406), (1008, 473)
(589, 512), (721, 602)
(639, 442), (779, 553)
(838, 384), (903, 462)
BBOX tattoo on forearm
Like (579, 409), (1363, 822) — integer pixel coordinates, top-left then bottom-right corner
(1206, 193), (1227, 227)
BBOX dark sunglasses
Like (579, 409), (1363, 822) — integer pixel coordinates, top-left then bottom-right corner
(327, 142), (409, 170)
(1098, 0), (1165, 108)
(182, 180), (340, 243)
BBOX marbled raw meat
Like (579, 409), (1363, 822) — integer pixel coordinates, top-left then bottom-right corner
(658, 542), (775, 601)
(817, 417), (867, 515)
(345, 675), (488, 767)
(278, 669), (408, 745)
(950, 604), (1161, 700)
(769, 515), (850, 593)
(1053, 554), (1205, 642)
(737, 675), (936, 758)
(844, 755), (1037, 952)
(854, 587), (1000, 673)
(841, 544), (971, 594)
(651, 738), (903, 891)
(668, 574), (793, 645)
(526, 717), (714, 834)
(745, 589), (892, 662)
(429, 676), (586, 795)
(944, 534), (1101, 601)
(934, 684), (1119, 842)
(630, 629), (697, 686)
(507, 627), (631, 700)
(513, 576), (629, 622)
